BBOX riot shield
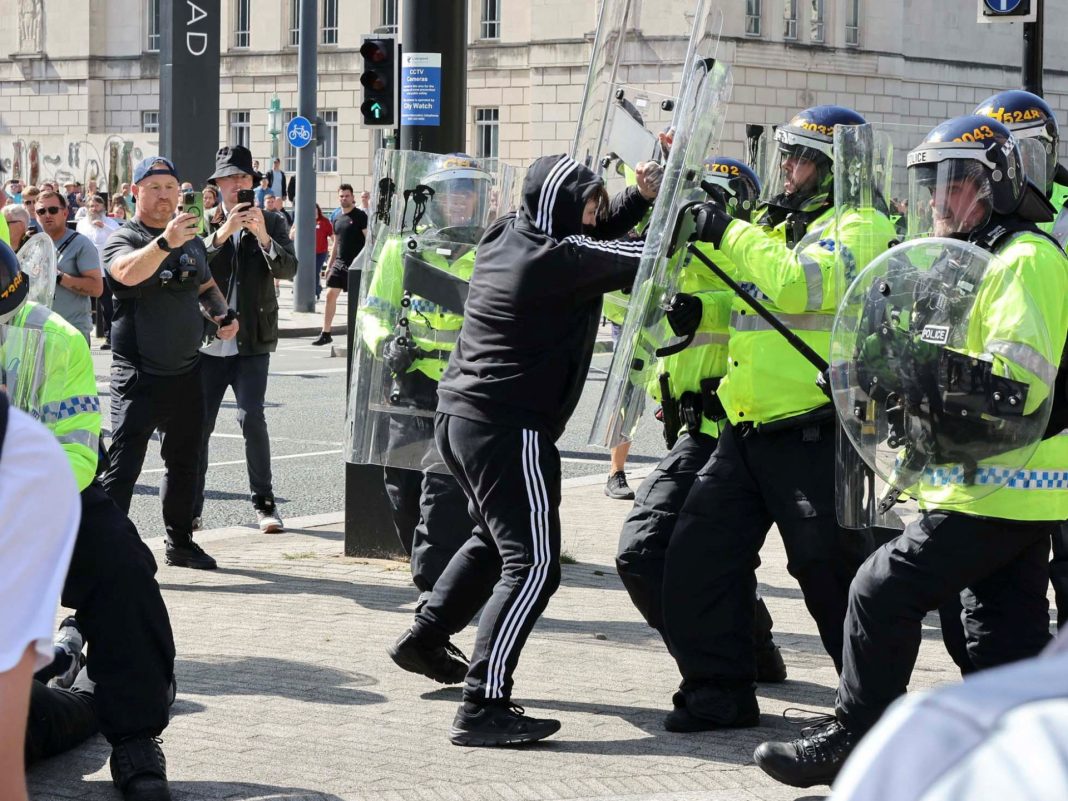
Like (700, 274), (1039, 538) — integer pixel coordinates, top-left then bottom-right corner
(571, 0), (722, 197)
(0, 324), (67, 419)
(344, 150), (516, 473)
(829, 239), (1053, 525)
(18, 232), (58, 308)
(589, 58), (734, 448)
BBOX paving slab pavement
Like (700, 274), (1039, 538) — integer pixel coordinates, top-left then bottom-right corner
(28, 479), (975, 801)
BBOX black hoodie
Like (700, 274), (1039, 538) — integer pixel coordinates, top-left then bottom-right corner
(437, 154), (651, 441)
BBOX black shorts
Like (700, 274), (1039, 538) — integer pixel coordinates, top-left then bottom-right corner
(325, 263), (349, 291)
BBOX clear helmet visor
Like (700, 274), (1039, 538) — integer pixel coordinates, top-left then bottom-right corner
(423, 172), (494, 231)
(907, 160), (993, 239)
(757, 126), (834, 210)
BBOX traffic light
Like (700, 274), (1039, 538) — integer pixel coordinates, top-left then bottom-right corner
(977, 0), (1036, 23)
(360, 36), (397, 127)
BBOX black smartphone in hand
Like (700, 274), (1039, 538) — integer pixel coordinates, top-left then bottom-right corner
(236, 189), (255, 207)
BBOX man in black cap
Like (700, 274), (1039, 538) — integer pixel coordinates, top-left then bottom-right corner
(101, 156), (239, 570)
(194, 145), (296, 532)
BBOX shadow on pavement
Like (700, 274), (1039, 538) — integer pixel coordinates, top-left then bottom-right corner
(175, 655), (387, 707)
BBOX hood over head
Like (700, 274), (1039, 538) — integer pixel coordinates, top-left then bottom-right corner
(520, 154), (605, 240)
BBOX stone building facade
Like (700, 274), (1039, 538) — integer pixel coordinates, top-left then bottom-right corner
(0, 0), (1065, 207)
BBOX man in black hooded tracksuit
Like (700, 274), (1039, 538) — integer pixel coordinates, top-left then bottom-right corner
(388, 153), (660, 746)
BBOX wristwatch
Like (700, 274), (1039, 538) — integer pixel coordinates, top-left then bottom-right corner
(156, 236), (172, 253)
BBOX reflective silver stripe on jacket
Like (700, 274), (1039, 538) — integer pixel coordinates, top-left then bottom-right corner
(21, 303), (51, 330)
(799, 254), (824, 311)
(55, 429), (99, 452)
(730, 310), (834, 333)
(408, 323), (461, 344)
(988, 340), (1058, 387)
(689, 332), (730, 348)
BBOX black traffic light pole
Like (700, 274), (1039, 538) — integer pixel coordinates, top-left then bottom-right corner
(293, 0), (318, 313)
(1023, 0), (1044, 96)
(344, 0), (468, 558)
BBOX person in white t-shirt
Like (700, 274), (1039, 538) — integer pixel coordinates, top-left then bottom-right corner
(0, 397), (81, 801)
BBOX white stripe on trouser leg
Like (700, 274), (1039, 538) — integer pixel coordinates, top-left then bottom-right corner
(485, 429), (551, 699)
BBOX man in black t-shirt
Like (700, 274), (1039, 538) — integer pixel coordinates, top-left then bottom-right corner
(312, 183), (367, 346)
(101, 156), (239, 571)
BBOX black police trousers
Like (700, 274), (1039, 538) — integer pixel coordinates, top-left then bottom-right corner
(25, 675), (98, 765)
(836, 512), (1053, 734)
(616, 431), (777, 650)
(412, 413), (562, 704)
(1052, 524), (1068, 629)
(60, 482), (176, 744)
(383, 412), (476, 594)
(662, 419), (872, 684)
(102, 361), (204, 547)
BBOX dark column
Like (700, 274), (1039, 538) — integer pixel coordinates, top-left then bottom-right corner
(293, 0), (318, 313)
(1022, 0), (1044, 96)
(159, 0), (220, 187)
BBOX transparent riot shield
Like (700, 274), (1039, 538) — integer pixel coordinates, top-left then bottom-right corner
(345, 150), (516, 472)
(589, 58), (734, 448)
(18, 232), (57, 308)
(829, 239), (1053, 526)
(0, 325), (63, 419)
(571, 0), (722, 197)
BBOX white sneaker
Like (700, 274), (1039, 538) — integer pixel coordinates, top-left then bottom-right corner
(256, 505), (283, 533)
(51, 617), (84, 689)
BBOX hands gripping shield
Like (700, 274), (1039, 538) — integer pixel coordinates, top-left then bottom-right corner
(829, 239), (1054, 523)
(344, 150), (516, 472)
(18, 232), (58, 308)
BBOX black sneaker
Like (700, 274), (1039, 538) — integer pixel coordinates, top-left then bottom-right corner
(110, 737), (171, 801)
(449, 702), (561, 747)
(755, 644), (788, 683)
(165, 540), (217, 570)
(311, 332), (333, 346)
(387, 629), (468, 684)
(664, 684), (759, 732)
(605, 470), (635, 500)
(754, 714), (857, 788)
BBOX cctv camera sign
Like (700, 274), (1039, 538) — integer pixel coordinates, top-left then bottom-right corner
(401, 53), (443, 127)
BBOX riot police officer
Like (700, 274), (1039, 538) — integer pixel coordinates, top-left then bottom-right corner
(614, 157), (787, 707)
(658, 106), (897, 732)
(755, 115), (1068, 788)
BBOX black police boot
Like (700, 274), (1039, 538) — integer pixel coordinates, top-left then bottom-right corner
(449, 701), (561, 747)
(165, 539), (217, 570)
(755, 643), (788, 683)
(664, 683), (759, 732)
(754, 715), (857, 788)
(110, 737), (171, 801)
(387, 629), (468, 684)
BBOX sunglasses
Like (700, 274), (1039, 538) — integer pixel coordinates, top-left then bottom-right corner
(35, 206), (63, 216)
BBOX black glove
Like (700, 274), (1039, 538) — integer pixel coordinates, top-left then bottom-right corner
(383, 336), (419, 374)
(691, 202), (733, 248)
(665, 292), (702, 337)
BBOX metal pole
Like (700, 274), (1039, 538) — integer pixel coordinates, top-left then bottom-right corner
(1023, 0), (1044, 96)
(400, 0), (467, 153)
(293, 0), (318, 313)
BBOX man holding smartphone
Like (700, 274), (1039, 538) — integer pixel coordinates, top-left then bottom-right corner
(196, 145), (297, 533)
(101, 156), (239, 570)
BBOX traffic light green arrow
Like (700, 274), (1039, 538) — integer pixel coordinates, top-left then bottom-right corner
(370, 102), (383, 119)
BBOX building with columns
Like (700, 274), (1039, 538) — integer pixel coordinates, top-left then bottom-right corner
(0, 0), (1065, 207)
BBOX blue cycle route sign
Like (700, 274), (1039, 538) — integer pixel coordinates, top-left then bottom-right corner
(286, 116), (314, 149)
(984, 0), (1023, 12)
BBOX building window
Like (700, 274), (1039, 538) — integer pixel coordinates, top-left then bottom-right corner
(229, 110), (251, 150)
(745, 0), (762, 36)
(810, 0), (825, 43)
(142, 111), (159, 134)
(321, 0), (339, 45)
(234, 0), (251, 48)
(475, 108), (500, 159)
(288, 0), (300, 46)
(480, 0), (501, 39)
(318, 110), (338, 172)
(381, 0), (398, 29)
(845, 0), (860, 46)
(783, 0), (797, 40)
(147, 0), (160, 52)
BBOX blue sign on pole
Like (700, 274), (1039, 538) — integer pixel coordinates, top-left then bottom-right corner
(984, 0), (1022, 12)
(401, 52), (443, 127)
(286, 115), (315, 149)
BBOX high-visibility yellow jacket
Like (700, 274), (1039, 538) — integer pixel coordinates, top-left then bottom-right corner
(5, 301), (100, 490)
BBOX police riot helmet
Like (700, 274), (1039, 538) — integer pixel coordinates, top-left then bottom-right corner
(702, 157), (761, 222)
(761, 105), (867, 211)
(421, 153), (493, 233)
(973, 90), (1060, 196)
(906, 114), (1053, 238)
(0, 239), (27, 323)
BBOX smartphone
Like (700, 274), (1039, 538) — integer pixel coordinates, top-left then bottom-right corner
(236, 188), (255, 207)
(179, 190), (205, 234)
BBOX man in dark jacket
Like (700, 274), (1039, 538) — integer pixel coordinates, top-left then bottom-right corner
(388, 153), (661, 747)
(195, 145), (297, 532)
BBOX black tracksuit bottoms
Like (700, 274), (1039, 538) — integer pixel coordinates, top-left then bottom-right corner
(412, 412), (562, 704)
(662, 419), (872, 684)
(615, 431), (777, 649)
(836, 512), (1053, 734)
